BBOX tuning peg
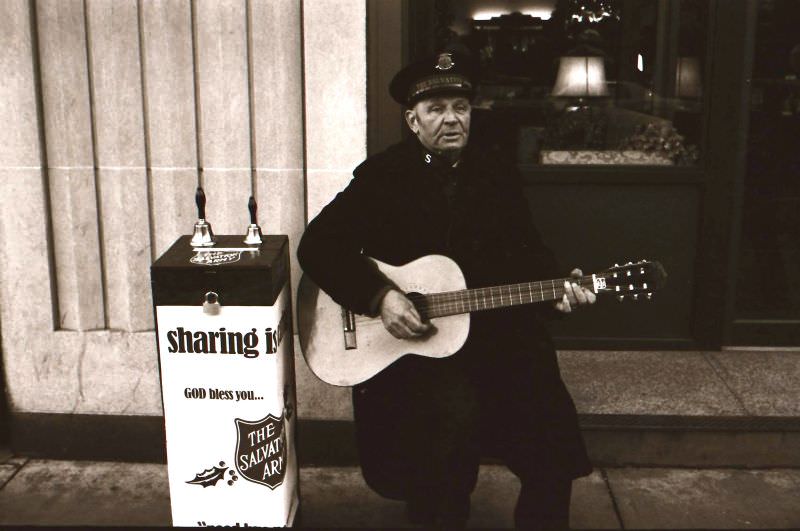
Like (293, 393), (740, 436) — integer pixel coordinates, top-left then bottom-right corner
(614, 263), (619, 267)
(633, 294), (639, 301)
(647, 293), (653, 300)
(627, 270), (632, 276)
(617, 295), (624, 302)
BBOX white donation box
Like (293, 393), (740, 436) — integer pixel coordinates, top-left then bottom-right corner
(151, 235), (298, 527)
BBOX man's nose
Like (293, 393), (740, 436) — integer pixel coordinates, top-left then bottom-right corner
(443, 107), (458, 122)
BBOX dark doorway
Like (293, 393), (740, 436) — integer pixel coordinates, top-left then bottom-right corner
(730, 0), (800, 346)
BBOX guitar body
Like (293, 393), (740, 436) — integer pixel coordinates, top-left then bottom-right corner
(298, 254), (666, 387)
(297, 255), (470, 386)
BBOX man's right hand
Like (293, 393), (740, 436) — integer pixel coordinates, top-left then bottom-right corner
(379, 289), (432, 339)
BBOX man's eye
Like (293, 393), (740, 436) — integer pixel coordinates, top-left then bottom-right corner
(430, 106), (442, 113)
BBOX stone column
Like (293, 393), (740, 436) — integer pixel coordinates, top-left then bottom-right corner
(295, 0), (368, 421)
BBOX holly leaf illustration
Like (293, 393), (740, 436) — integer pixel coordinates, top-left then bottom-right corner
(186, 465), (228, 487)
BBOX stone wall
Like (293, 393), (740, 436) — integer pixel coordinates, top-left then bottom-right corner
(0, 0), (364, 421)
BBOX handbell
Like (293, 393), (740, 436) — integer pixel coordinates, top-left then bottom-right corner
(244, 223), (262, 245)
(190, 187), (216, 247)
(191, 220), (215, 247)
(243, 195), (263, 245)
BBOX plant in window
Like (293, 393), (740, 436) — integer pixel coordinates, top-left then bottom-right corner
(619, 122), (699, 165)
(543, 108), (608, 149)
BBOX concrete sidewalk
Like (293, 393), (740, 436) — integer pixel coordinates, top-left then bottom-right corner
(0, 455), (798, 528)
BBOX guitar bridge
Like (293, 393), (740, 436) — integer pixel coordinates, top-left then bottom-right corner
(342, 308), (357, 350)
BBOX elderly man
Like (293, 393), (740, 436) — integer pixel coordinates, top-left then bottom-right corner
(297, 52), (595, 529)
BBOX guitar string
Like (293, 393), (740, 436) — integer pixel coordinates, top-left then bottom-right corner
(406, 277), (593, 311)
(398, 265), (655, 318)
(424, 277), (648, 317)
(406, 276), (598, 318)
(356, 281), (587, 323)
(406, 276), (594, 303)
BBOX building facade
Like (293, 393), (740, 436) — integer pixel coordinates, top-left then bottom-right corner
(0, 0), (797, 457)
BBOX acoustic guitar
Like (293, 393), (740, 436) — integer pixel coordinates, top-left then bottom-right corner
(297, 254), (666, 386)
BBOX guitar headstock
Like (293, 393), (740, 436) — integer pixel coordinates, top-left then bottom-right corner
(593, 260), (667, 302)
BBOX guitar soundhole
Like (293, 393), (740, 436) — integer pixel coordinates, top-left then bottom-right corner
(406, 291), (425, 313)
(405, 291), (440, 331)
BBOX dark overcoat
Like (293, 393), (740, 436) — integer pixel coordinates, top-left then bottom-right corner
(297, 136), (591, 501)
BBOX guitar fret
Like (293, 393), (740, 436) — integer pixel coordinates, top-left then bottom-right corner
(423, 274), (600, 318)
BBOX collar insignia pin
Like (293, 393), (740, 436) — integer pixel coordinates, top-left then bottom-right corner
(435, 53), (454, 71)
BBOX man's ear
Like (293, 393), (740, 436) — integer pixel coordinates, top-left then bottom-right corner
(404, 109), (419, 135)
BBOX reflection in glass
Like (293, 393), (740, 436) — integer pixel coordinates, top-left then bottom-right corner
(552, 56), (610, 96)
(735, 0), (800, 321)
(675, 57), (702, 99)
(421, 0), (707, 166)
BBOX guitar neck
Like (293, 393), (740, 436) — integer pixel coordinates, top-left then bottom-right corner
(411, 276), (596, 320)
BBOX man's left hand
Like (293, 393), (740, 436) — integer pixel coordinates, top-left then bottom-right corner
(554, 268), (597, 313)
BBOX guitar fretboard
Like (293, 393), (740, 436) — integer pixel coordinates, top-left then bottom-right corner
(408, 276), (595, 320)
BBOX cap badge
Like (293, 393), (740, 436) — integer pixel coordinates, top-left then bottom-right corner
(435, 53), (454, 71)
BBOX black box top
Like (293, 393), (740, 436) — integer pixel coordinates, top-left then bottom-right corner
(151, 235), (290, 306)
(152, 235), (288, 271)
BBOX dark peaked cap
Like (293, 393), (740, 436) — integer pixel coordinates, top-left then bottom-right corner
(389, 52), (478, 106)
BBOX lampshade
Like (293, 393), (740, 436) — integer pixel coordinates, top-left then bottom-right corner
(551, 56), (609, 97)
(675, 57), (702, 98)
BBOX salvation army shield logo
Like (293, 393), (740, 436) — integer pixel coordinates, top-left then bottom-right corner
(234, 414), (287, 489)
(435, 52), (454, 70)
(190, 251), (241, 266)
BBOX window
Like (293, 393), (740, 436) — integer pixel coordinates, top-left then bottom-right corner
(734, 0), (800, 323)
(412, 0), (708, 166)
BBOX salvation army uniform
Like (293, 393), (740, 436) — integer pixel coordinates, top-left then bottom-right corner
(297, 52), (591, 526)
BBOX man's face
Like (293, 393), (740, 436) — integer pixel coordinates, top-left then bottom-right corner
(405, 95), (471, 157)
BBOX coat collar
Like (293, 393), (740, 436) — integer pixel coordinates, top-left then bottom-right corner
(418, 144), (459, 169)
